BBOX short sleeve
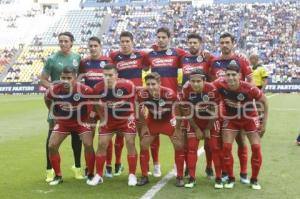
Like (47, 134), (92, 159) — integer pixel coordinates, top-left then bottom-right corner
(42, 57), (53, 76)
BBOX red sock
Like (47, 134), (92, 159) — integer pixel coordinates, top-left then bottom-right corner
(175, 149), (185, 177)
(106, 139), (113, 166)
(223, 143), (234, 178)
(251, 144), (262, 180)
(204, 138), (212, 169)
(187, 137), (199, 178)
(150, 135), (160, 164)
(115, 135), (124, 164)
(85, 152), (95, 176)
(127, 154), (137, 175)
(184, 143), (188, 169)
(238, 145), (248, 175)
(210, 137), (222, 179)
(50, 153), (62, 176)
(140, 149), (149, 176)
(95, 154), (106, 176)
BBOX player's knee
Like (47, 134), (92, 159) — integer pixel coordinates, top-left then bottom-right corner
(48, 142), (58, 152)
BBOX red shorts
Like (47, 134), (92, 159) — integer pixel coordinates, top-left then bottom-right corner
(222, 117), (259, 133)
(53, 122), (91, 135)
(146, 117), (176, 136)
(99, 115), (136, 136)
(186, 119), (221, 138)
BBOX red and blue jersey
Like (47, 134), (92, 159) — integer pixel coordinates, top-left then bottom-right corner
(109, 50), (148, 86)
(208, 54), (252, 81)
(181, 53), (209, 85)
(145, 48), (186, 93)
(79, 56), (112, 87)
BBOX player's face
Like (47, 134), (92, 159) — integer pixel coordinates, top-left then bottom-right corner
(58, 35), (72, 53)
(146, 79), (160, 96)
(190, 75), (205, 92)
(225, 70), (240, 88)
(103, 69), (117, 88)
(120, 36), (133, 54)
(60, 72), (76, 87)
(157, 32), (170, 50)
(187, 38), (201, 55)
(220, 37), (234, 55)
(88, 40), (102, 58)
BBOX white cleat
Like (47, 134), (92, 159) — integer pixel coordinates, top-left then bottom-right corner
(251, 181), (262, 190)
(240, 176), (250, 184)
(153, 164), (162, 177)
(86, 174), (103, 186)
(128, 174), (137, 186)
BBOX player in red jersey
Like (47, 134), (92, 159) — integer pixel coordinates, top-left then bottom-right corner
(79, 36), (114, 177)
(136, 72), (185, 187)
(180, 33), (214, 179)
(109, 31), (159, 177)
(87, 64), (138, 186)
(179, 68), (223, 189)
(45, 66), (95, 185)
(208, 33), (253, 183)
(213, 62), (268, 190)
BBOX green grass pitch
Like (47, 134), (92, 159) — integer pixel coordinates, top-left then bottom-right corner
(0, 94), (299, 199)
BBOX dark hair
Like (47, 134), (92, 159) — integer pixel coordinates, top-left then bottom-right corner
(62, 66), (77, 75)
(145, 72), (160, 82)
(156, 27), (171, 38)
(189, 68), (206, 78)
(103, 63), (117, 72)
(120, 31), (134, 41)
(89, 36), (101, 45)
(58, 32), (75, 42)
(225, 60), (240, 72)
(220, 32), (235, 43)
(187, 33), (203, 42)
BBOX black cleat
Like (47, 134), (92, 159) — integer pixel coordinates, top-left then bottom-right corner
(176, 176), (185, 187)
(137, 176), (149, 186)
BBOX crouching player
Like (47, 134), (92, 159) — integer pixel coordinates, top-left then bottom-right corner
(213, 61), (268, 189)
(136, 72), (185, 187)
(87, 64), (138, 186)
(179, 69), (223, 188)
(44, 66), (95, 185)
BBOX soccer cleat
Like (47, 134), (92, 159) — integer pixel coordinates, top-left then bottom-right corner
(221, 173), (229, 183)
(153, 164), (162, 177)
(105, 166), (113, 178)
(224, 177), (235, 189)
(184, 177), (196, 188)
(250, 179), (262, 190)
(137, 176), (149, 186)
(214, 178), (223, 189)
(240, 173), (250, 184)
(71, 165), (85, 180)
(205, 167), (214, 180)
(49, 176), (63, 186)
(45, 169), (54, 182)
(86, 174), (94, 182)
(176, 176), (185, 187)
(114, 164), (124, 176)
(86, 174), (103, 186)
(128, 174), (137, 186)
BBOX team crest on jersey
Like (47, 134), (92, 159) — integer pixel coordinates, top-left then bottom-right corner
(116, 89), (124, 97)
(202, 95), (209, 102)
(130, 53), (137, 59)
(158, 99), (166, 107)
(197, 56), (203, 63)
(237, 93), (245, 101)
(100, 61), (106, 68)
(73, 93), (81, 101)
(73, 59), (79, 67)
(166, 49), (173, 56)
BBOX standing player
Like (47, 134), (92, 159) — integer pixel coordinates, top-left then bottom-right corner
(208, 32), (253, 183)
(79, 36), (114, 177)
(213, 62), (268, 189)
(87, 64), (138, 186)
(40, 32), (84, 182)
(45, 66), (95, 185)
(136, 72), (185, 187)
(249, 53), (268, 91)
(145, 27), (186, 176)
(109, 31), (159, 177)
(179, 69), (223, 189)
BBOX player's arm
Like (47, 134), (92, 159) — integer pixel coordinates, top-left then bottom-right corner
(44, 89), (53, 110)
(257, 94), (268, 137)
(40, 58), (53, 89)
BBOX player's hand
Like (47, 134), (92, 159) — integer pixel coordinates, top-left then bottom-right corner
(204, 129), (211, 139)
(140, 125), (150, 138)
(195, 128), (204, 140)
(174, 127), (182, 139)
(259, 125), (266, 138)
